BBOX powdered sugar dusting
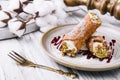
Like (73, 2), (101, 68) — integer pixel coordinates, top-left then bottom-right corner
(65, 19), (86, 39)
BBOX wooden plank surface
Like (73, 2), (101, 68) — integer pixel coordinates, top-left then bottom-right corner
(0, 10), (120, 80)
(0, 31), (120, 80)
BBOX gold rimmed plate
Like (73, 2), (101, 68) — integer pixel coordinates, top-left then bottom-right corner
(40, 23), (120, 71)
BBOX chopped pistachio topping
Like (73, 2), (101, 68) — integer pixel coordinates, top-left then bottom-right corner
(66, 48), (75, 57)
(88, 11), (102, 24)
(59, 42), (76, 57)
(93, 42), (108, 58)
(60, 42), (68, 56)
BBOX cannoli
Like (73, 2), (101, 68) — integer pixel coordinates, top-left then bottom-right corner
(87, 36), (111, 58)
(59, 11), (102, 57)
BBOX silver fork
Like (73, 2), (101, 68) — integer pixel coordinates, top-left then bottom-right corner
(8, 51), (78, 79)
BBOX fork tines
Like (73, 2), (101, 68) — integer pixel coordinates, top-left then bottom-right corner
(8, 51), (26, 64)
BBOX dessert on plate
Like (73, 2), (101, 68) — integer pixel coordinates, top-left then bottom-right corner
(59, 11), (102, 57)
(87, 36), (111, 58)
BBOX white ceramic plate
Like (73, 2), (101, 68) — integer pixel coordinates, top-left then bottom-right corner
(40, 24), (120, 71)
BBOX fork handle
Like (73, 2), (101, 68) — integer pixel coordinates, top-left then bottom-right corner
(32, 64), (78, 79)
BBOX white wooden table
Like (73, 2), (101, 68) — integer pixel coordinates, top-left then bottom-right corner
(0, 10), (120, 80)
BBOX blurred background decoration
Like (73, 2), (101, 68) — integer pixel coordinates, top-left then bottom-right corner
(0, 0), (120, 40)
